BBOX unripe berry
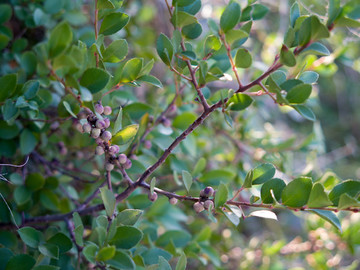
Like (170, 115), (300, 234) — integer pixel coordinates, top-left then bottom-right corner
(162, 118), (171, 127)
(95, 146), (104, 155)
(169, 197), (178, 205)
(144, 140), (152, 149)
(118, 154), (127, 164)
(105, 163), (114, 171)
(95, 103), (104, 114)
(204, 200), (214, 210)
(101, 131), (112, 141)
(91, 128), (101, 138)
(75, 122), (84, 133)
(193, 202), (204, 213)
(148, 192), (158, 202)
(83, 123), (92, 133)
(109, 145), (120, 154)
(103, 106), (112, 115)
(103, 118), (110, 128)
(123, 159), (132, 169)
(95, 138), (103, 145)
(96, 120), (106, 129)
(50, 121), (60, 130)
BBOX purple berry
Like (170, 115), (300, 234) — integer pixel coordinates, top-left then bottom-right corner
(103, 118), (110, 128)
(148, 192), (158, 202)
(91, 128), (101, 138)
(101, 131), (112, 141)
(123, 159), (132, 169)
(96, 120), (106, 129)
(203, 186), (214, 197)
(118, 154), (127, 164)
(83, 123), (92, 133)
(105, 163), (114, 171)
(162, 118), (171, 127)
(103, 106), (112, 115)
(193, 202), (204, 213)
(144, 140), (152, 149)
(95, 146), (104, 155)
(169, 197), (178, 205)
(95, 103), (104, 114)
(109, 145), (120, 154)
(96, 138), (103, 145)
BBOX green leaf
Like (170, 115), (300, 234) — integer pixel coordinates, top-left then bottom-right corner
(182, 22), (202, 39)
(119, 58), (143, 83)
(284, 27), (295, 48)
(96, 245), (116, 261)
(80, 68), (110, 93)
(107, 250), (135, 270)
(158, 256), (172, 270)
(307, 183), (333, 208)
(261, 178), (286, 204)
(116, 209), (143, 226)
(110, 226), (143, 249)
(14, 186), (31, 205)
(299, 16), (330, 46)
(0, 121), (19, 139)
(25, 173), (45, 191)
(48, 21), (73, 58)
(227, 93), (253, 111)
(32, 266), (60, 270)
(83, 243), (98, 264)
(0, 4), (12, 24)
(150, 177), (156, 194)
(23, 80), (40, 100)
(20, 129), (37, 155)
(204, 35), (221, 56)
(113, 107), (123, 134)
(299, 71), (319, 84)
(175, 252), (187, 270)
(156, 33), (174, 66)
(328, 180), (360, 206)
(338, 193), (360, 210)
(156, 230), (191, 248)
(38, 243), (59, 259)
(220, 2), (241, 32)
(301, 42), (330, 56)
(251, 4), (269, 20)
(286, 83), (312, 104)
(282, 177), (313, 207)
(20, 51), (37, 75)
(100, 187), (116, 218)
(308, 209), (342, 232)
(192, 157), (206, 176)
(97, 0), (115, 9)
(47, 233), (72, 253)
(0, 74), (17, 102)
(242, 169), (253, 188)
(62, 101), (77, 118)
(18, 227), (42, 248)
(58, 94), (80, 117)
(99, 12), (129, 35)
(173, 0), (195, 7)
(2, 99), (18, 121)
(279, 45), (296, 67)
(137, 75), (163, 88)
(215, 183), (228, 208)
(248, 210), (277, 220)
(292, 104), (316, 121)
(0, 248), (13, 268)
(199, 169), (235, 185)
(173, 111), (197, 130)
(234, 48), (252, 68)
(171, 11), (197, 28)
(182, 170), (193, 192)
(290, 2), (300, 28)
(252, 163), (276, 185)
(103, 39), (128, 63)
(327, 0), (342, 26)
(5, 254), (35, 270)
(112, 124), (139, 145)
(224, 29), (248, 46)
(40, 189), (60, 211)
(335, 16), (360, 28)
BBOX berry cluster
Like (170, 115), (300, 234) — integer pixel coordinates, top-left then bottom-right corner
(193, 186), (215, 213)
(75, 102), (132, 172)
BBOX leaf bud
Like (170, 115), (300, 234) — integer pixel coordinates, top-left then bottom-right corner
(193, 202), (205, 213)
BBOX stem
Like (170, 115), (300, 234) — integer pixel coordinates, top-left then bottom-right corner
(258, 81), (277, 103)
(65, 218), (82, 270)
(170, 66), (192, 81)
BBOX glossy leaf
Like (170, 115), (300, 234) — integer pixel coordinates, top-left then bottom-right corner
(99, 12), (129, 35)
(80, 68), (110, 93)
(215, 183), (228, 208)
(235, 48), (252, 68)
(106, 250), (135, 270)
(171, 11), (197, 28)
(120, 58), (142, 83)
(248, 210), (277, 221)
(307, 183), (333, 208)
(157, 33), (174, 66)
(113, 107), (123, 134)
(301, 42), (330, 56)
(308, 209), (342, 232)
(242, 169), (253, 188)
(18, 227), (42, 248)
(299, 71), (319, 84)
(286, 83), (312, 104)
(103, 39), (128, 63)
(261, 178), (286, 204)
(182, 22), (202, 39)
(220, 2), (241, 32)
(204, 35), (221, 56)
(292, 104), (316, 121)
(338, 193), (360, 210)
(137, 75), (163, 88)
(280, 45), (296, 67)
(227, 93), (253, 111)
(110, 226), (143, 249)
(182, 170), (193, 192)
(252, 163), (276, 185)
(116, 209), (143, 226)
(112, 124), (139, 145)
(47, 233), (72, 253)
(282, 177), (313, 207)
(328, 180), (360, 206)
(290, 2), (300, 27)
(38, 243), (59, 259)
(96, 245), (116, 261)
(97, 0), (115, 9)
(158, 256), (172, 270)
(100, 187), (116, 218)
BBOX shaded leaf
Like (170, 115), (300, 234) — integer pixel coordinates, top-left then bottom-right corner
(182, 170), (193, 192)
(215, 183), (228, 208)
(100, 187), (116, 218)
(308, 209), (342, 232)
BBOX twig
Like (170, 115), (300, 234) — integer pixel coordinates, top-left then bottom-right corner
(65, 218), (82, 270)
(258, 81), (277, 103)
(0, 156), (29, 168)
(170, 66), (192, 81)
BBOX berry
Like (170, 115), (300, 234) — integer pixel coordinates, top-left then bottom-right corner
(148, 192), (158, 202)
(193, 202), (204, 213)
(202, 186), (214, 197)
(144, 140), (152, 149)
(169, 197), (178, 205)
(123, 159), (132, 169)
(96, 120), (106, 129)
(105, 163), (114, 171)
(103, 106), (112, 115)
(95, 103), (104, 114)
(118, 154), (127, 164)
(83, 123), (92, 133)
(109, 145), (120, 154)
(103, 118), (110, 128)
(95, 138), (103, 145)
(168, 104), (177, 114)
(50, 121), (60, 130)
(75, 122), (83, 133)
(162, 118), (171, 127)
(101, 131), (112, 141)
(91, 128), (101, 138)
(95, 146), (104, 155)
(204, 200), (214, 210)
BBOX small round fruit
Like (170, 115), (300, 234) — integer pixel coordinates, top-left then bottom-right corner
(95, 146), (104, 155)
(83, 123), (92, 133)
(103, 118), (110, 128)
(109, 145), (120, 154)
(101, 131), (112, 141)
(148, 192), (158, 202)
(203, 186), (214, 197)
(91, 128), (101, 138)
(144, 140), (152, 149)
(204, 200), (214, 210)
(103, 106), (112, 115)
(118, 154), (127, 164)
(96, 120), (106, 129)
(123, 159), (132, 169)
(169, 197), (178, 205)
(162, 118), (171, 127)
(95, 103), (104, 114)
(193, 202), (205, 213)
(105, 163), (114, 171)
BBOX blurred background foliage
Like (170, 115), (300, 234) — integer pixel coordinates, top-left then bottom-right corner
(0, 0), (360, 269)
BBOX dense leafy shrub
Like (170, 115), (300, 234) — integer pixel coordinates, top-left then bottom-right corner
(0, 0), (360, 269)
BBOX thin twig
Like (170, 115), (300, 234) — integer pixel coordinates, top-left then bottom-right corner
(0, 156), (29, 168)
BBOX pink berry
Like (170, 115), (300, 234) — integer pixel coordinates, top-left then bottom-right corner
(109, 145), (120, 154)
(75, 122), (83, 133)
(95, 103), (104, 114)
(83, 123), (91, 133)
(95, 146), (104, 155)
(105, 163), (114, 171)
(204, 200), (214, 210)
(96, 120), (106, 129)
(103, 106), (112, 115)
(144, 140), (152, 149)
(101, 131), (112, 141)
(169, 197), (178, 205)
(193, 202), (204, 213)
(103, 118), (110, 128)
(118, 154), (127, 164)
(91, 128), (101, 138)
(162, 118), (171, 127)
(148, 192), (158, 202)
(123, 159), (132, 169)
